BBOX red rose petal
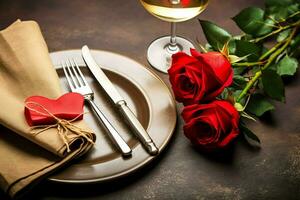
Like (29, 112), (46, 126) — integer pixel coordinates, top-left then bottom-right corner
(181, 100), (240, 151)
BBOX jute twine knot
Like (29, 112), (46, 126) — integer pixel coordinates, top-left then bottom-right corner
(25, 101), (94, 153)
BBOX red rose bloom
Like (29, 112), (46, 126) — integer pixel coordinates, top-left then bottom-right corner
(182, 100), (240, 150)
(168, 49), (233, 105)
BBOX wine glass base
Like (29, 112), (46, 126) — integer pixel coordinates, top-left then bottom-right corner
(147, 36), (194, 74)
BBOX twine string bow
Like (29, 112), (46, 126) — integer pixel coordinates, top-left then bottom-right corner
(25, 101), (94, 153)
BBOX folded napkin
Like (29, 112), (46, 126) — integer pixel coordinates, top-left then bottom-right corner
(0, 20), (96, 198)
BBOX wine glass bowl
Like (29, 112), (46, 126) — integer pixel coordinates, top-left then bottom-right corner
(140, 0), (209, 22)
(140, 0), (209, 73)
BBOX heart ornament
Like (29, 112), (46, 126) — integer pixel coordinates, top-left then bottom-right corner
(24, 92), (84, 126)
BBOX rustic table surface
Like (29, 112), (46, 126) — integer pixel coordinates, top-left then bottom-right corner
(1, 0), (300, 199)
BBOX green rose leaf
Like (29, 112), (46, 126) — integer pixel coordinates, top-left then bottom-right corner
(233, 67), (246, 75)
(277, 56), (298, 76)
(199, 20), (232, 51)
(290, 34), (300, 51)
(233, 90), (246, 104)
(246, 94), (275, 116)
(265, 1), (300, 21)
(240, 125), (261, 148)
(235, 40), (262, 62)
(228, 40), (236, 54)
(232, 7), (273, 37)
(262, 69), (285, 102)
(233, 75), (247, 89)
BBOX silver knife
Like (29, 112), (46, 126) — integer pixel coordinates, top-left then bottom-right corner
(81, 45), (159, 155)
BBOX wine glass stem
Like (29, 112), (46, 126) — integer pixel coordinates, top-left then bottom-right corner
(167, 22), (180, 54)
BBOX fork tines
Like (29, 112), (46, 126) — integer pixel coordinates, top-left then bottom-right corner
(61, 59), (89, 91)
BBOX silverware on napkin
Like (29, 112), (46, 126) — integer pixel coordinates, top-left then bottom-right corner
(81, 45), (159, 155)
(61, 59), (132, 156)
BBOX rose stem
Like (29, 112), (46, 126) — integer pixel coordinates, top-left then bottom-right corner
(236, 27), (297, 103)
(232, 40), (285, 68)
(277, 11), (300, 23)
(259, 39), (286, 60)
(233, 61), (266, 67)
(251, 20), (300, 43)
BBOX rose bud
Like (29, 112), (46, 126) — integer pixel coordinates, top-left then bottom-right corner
(182, 100), (240, 151)
(168, 49), (233, 105)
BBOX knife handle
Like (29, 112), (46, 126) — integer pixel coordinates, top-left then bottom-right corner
(117, 100), (159, 155)
(86, 99), (132, 156)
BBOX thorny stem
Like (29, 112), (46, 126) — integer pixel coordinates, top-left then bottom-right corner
(278, 11), (300, 23)
(259, 39), (285, 60)
(233, 38), (287, 68)
(232, 61), (266, 67)
(250, 20), (300, 43)
(236, 28), (297, 103)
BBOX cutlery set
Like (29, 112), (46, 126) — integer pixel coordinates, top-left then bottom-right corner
(62, 45), (158, 156)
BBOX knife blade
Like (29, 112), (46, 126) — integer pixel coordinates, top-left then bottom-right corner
(81, 45), (159, 155)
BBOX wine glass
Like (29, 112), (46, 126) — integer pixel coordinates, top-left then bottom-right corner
(140, 0), (209, 73)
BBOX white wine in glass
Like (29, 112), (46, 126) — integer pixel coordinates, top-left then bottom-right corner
(140, 0), (209, 73)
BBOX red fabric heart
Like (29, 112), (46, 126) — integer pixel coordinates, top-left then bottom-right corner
(24, 92), (84, 126)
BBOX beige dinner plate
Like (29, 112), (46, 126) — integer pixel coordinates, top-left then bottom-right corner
(48, 49), (177, 183)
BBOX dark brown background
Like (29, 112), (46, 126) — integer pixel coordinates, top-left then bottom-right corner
(1, 0), (300, 199)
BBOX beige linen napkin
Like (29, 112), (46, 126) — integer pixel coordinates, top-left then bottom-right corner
(0, 20), (96, 198)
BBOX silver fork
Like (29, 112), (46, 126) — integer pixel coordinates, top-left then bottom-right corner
(61, 59), (132, 156)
